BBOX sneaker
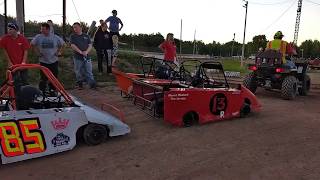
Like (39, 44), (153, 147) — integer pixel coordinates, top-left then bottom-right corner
(77, 82), (83, 90)
(90, 83), (97, 89)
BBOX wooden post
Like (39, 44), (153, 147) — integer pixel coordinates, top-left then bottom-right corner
(63, 0), (66, 41)
(16, 0), (25, 34)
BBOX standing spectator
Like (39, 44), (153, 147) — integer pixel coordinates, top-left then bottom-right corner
(111, 35), (119, 66)
(99, 19), (104, 26)
(0, 22), (30, 84)
(93, 22), (113, 74)
(31, 23), (65, 94)
(159, 33), (178, 66)
(105, 9), (123, 37)
(70, 22), (96, 89)
(106, 10), (123, 67)
(47, 20), (54, 34)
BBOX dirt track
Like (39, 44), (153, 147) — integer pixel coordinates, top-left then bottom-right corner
(1, 87), (320, 180)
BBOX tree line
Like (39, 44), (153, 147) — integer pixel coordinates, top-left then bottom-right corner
(13, 19), (320, 59)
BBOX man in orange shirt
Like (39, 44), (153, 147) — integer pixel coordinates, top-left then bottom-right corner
(266, 31), (296, 69)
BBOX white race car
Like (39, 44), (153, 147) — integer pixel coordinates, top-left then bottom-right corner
(0, 64), (130, 164)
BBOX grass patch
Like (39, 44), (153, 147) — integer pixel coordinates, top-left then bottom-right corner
(219, 59), (249, 74)
(0, 47), (142, 89)
(116, 50), (143, 73)
(0, 47), (248, 90)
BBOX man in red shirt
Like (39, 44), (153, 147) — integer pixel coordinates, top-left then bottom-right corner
(0, 22), (30, 84)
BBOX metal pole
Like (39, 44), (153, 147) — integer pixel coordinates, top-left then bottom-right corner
(193, 29), (196, 55)
(231, 33), (235, 57)
(23, 0), (25, 33)
(180, 19), (182, 56)
(241, 1), (248, 67)
(62, 0), (66, 41)
(4, 0), (7, 34)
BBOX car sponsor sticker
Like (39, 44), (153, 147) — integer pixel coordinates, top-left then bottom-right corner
(51, 133), (70, 147)
(51, 118), (69, 130)
(168, 93), (189, 101)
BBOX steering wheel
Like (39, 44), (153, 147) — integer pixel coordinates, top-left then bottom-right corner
(179, 66), (193, 83)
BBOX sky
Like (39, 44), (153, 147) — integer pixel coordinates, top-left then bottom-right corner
(1, 0), (319, 45)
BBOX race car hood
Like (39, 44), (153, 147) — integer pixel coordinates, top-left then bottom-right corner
(71, 96), (130, 137)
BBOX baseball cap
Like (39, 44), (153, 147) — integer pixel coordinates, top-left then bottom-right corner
(7, 22), (19, 31)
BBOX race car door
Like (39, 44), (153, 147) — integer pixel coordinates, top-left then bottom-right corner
(0, 107), (87, 164)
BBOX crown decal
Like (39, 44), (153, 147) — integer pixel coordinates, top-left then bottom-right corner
(51, 118), (69, 130)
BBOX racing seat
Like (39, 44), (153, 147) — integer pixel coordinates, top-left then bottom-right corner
(16, 85), (43, 110)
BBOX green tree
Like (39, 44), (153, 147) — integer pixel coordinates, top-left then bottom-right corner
(252, 35), (267, 52)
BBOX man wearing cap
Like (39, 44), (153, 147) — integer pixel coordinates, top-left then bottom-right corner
(0, 22), (30, 83)
(266, 31), (296, 68)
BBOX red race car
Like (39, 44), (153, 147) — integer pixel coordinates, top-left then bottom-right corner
(112, 56), (179, 96)
(115, 61), (261, 127)
(309, 58), (320, 69)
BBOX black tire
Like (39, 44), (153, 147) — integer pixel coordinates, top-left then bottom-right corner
(281, 76), (298, 100)
(243, 72), (258, 93)
(182, 112), (198, 127)
(298, 75), (311, 96)
(83, 124), (108, 146)
(240, 103), (251, 118)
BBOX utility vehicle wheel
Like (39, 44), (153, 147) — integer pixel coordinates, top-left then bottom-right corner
(240, 103), (251, 118)
(298, 75), (310, 96)
(243, 72), (258, 93)
(281, 76), (298, 100)
(83, 124), (108, 146)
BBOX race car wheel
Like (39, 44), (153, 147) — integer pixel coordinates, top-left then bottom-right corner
(83, 124), (108, 146)
(298, 75), (310, 96)
(240, 103), (251, 118)
(281, 76), (298, 100)
(243, 72), (258, 93)
(183, 111), (199, 127)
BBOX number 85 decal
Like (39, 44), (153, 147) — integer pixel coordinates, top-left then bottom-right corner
(0, 118), (46, 157)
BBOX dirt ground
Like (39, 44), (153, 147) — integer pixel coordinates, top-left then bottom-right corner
(1, 86), (320, 180)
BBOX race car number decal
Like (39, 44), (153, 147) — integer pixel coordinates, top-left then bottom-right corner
(209, 93), (228, 115)
(0, 118), (46, 157)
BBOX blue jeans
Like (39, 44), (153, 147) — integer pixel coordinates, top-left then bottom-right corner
(285, 60), (296, 69)
(73, 57), (96, 87)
